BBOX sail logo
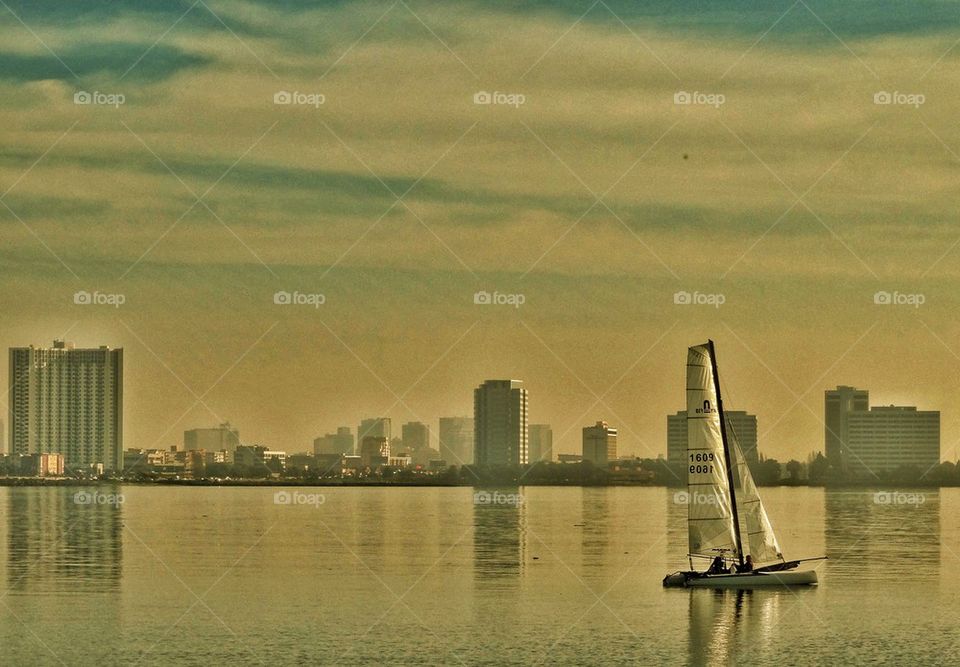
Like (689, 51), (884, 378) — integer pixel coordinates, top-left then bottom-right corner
(873, 290), (924, 308)
(695, 400), (713, 414)
(673, 291), (725, 308)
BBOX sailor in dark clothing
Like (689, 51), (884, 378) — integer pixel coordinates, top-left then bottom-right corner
(706, 556), (727, 574)
(737, 555), (754, 573)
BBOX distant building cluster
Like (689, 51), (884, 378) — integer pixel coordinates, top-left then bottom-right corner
(0, 452), (65, 477)
(662, 388), (941, 484)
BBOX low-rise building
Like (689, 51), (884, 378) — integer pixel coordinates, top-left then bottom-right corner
(387, 455), (412, 468)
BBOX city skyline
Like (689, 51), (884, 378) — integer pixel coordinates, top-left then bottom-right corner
(4, 339), (950, 466)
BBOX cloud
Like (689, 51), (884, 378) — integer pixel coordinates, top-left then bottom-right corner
(0, 44), (208, 82)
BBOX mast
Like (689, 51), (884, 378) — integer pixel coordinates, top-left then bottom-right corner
(708, 339), (744, 568)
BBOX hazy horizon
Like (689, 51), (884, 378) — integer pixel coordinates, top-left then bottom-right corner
(3, 1), (960, 463)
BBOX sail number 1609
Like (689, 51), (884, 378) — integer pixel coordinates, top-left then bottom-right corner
(689, 452), (715, 474)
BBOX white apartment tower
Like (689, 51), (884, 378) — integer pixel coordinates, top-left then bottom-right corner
(9, 340), (123, 470)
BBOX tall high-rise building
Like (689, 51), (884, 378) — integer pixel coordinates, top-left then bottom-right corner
(438, 417), (474, 465)
(358, 417), (391, 444)
(401, 421), (430, 453)
(667, 410), (759, 465)
(9, 340), (123, 470)
(582, 421), (617, 465)
(314, 427), (354, 456)
(845, 405), (939, 477)
(824, 386), (869, 468)
(528, 424), (553, 462)
(184, 422), (240, 452)
(360, 436), (390, 467)
(474, 380), (528, 466)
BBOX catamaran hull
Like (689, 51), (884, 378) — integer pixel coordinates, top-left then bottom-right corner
(663, 569), (818, 588)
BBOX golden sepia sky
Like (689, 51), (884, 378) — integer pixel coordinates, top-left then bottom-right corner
(2, 1), (960, 462)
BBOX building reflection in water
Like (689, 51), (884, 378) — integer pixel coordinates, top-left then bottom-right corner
(471, 488), (527, 634)
(472, 489), (527, 585)
(665, 487), (691, 571)
(7, 487), (123, 593)
(824, 488), (939, 582)
(355, 489), (388, 570)
(580, 487), (609, 565)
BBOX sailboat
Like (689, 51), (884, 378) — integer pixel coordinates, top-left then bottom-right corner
(663, 341), (822, 588)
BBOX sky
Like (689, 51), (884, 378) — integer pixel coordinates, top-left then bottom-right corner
(2, 0), (960, 462)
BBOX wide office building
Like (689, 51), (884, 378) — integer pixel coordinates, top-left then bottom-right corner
(474, 380), (528, 466)
(845, 406), (939, 476)
(9, 340), (123, 471)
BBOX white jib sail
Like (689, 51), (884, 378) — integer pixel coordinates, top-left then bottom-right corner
(686, 344), (739, 559)
(733, 438), (783, 564)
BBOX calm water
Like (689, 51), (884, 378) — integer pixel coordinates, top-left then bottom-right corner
(0, 485), (955, 665)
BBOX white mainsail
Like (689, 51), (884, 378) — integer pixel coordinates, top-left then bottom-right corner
(733, 438), (783, 565)
(686, 344), (739, 559)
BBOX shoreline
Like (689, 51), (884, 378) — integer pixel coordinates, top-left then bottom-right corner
(0, 478), (954, 489)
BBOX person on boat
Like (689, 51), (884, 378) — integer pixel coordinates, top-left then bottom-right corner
(707, 556), (727, 574)
(736, 555), (754, 573)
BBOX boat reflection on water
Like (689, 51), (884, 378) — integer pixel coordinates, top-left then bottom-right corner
(5, 486), (123, 593)
(687, 588), (793, 665)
